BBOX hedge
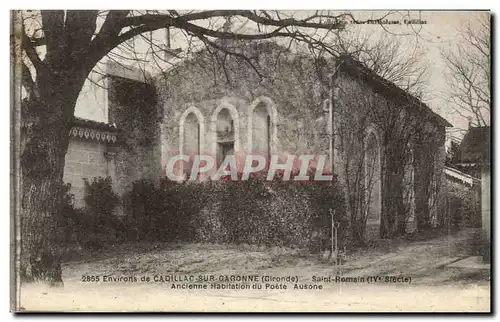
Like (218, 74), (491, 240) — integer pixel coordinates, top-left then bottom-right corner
(62, 172), (348, 253)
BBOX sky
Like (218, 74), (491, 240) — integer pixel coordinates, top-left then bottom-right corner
(72, 10), (490, 143)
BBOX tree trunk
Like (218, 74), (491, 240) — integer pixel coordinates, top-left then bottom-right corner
(19, 77), (82, 286)
(16, 10), (109, 286)
(415, 150), (432, 231)
(20, 169), (65, 286)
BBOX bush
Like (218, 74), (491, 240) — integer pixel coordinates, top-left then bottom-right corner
(57, 182), (83, 244)
(121, 179), (158, 241)
(56, 177), (121, 252)
(465, 228), (483, 256)
(300, 178), (349, 252)
(441, 181), (481, 231)
(121, 178), (203, 242)
(120, 171), (348, 252)
(190, 170), (348, 252)
(78, 177), (120, 250)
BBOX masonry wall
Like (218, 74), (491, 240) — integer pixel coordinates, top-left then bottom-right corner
(158, 41), (331, 177)
(63, 139), (110, 207)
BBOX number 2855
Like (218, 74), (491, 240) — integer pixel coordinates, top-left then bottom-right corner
(81, 275), (100, 282)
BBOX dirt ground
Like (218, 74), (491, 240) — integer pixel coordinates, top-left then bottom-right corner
(18, 229), (491, 312)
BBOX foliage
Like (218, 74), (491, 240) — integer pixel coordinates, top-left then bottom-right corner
(121, 178), (202, 242)
(440, 181), (481, 231)
(57, 182), (84, 245)
(465, 228), (483, 257)
(446, 141), (460, 167)
(72, 177), (121, 251)
(120, 171), (348, 252)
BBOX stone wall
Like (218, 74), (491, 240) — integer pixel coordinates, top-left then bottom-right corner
(63, 139), (112, 208)
(64, 64), (161, 209)
(157, 41), (331, 179)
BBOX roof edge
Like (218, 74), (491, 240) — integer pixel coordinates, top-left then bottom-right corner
(336, 56), (453, 128)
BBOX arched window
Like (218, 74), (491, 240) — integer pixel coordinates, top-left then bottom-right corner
(179, 107), (205, 178)
(215, 108), (235, 165)
(247, 97), (278, 158)
(252, 103), (271, 159)
(211, 103), (240, 167)
(365, 128), (382, 232)
(183, 113), (200, 157)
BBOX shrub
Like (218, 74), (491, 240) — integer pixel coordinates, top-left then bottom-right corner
(121, 179), (159, 241)
(298, 178), (349, 252)
(57, 182), (83, 244)
(190, 170), (348, 252)
(441, 181), (481, 231)
(78, 177), (120, 250)
(465, 228), (483, 256)
(121, 171), (348, 252)
(121, 178), (203, 242)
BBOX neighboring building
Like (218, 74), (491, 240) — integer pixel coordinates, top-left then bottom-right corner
(64, 40), (453, 240)
(64, 118), (118, 207)
(64, 61), (162, 206)
(453, 126), (491, 262)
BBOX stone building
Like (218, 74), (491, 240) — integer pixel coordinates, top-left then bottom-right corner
(65, 62), (161, 206)
(157, 42), (452, 239)
(64, 118), (118, 207)
(65, 40), (452, 239)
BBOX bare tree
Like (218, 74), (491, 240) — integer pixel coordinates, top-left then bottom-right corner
(441, 13), (490, 127)
(329, 32), (430, 243)
(12, 9), (424, 286)
(328, 29), (430, 98)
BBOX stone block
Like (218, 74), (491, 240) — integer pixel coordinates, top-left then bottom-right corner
(82, 163), (98, 177)
(65, 161), (82, 175)
(88, 151), (103, 164)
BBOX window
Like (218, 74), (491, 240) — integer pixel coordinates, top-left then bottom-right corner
(183, 112), (201, 157)
(179, 107), (205, 180)
(252, 103), (271, 160)
(216, 108), (235, 165)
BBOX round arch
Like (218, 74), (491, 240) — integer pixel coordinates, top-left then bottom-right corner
(179, 106), (205, 156)
(210, 101), (241, 158)
(247, 96), (278, 154)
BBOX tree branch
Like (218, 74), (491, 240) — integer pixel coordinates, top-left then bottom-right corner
(21, 23), (42, 70)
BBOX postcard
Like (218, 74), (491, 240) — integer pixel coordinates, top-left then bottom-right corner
(11, 9), (491, 312)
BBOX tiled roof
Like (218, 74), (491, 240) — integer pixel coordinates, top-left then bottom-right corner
(73, 117), (118, 132)
(70, 117), (118, 143)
